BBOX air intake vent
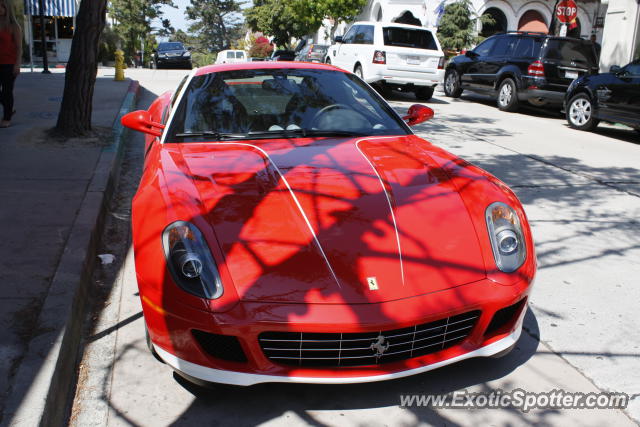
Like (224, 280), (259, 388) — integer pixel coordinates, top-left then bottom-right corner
(486, 299), (526, 336)
(259, 311), (480, 367)
(192, 330), (248, 363)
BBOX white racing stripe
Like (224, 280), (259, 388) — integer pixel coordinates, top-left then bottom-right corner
(355, 138), (405, 286)
(209, 142), (342, 289)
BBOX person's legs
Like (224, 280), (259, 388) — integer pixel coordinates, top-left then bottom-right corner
(0, 64), (15, 123)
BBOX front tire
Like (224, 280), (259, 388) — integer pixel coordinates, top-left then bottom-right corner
(497, 78), (519, 112)
(444, 69), (462, 98)
(415, 86), (434, 101)
(566, 93), (598, 131)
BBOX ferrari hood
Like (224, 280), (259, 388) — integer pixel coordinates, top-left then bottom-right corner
(177, 135), (486, 304)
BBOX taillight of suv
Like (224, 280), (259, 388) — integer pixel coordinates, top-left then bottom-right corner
(438, 57), (445, 69)
(373, 50), (386, 64)
(528, 60), (545, 77)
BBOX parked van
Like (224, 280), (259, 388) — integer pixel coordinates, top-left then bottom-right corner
(215, 50), (247, 64)
(325, 21), (445, 100)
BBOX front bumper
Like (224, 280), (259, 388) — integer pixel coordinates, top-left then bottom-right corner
(155, 326), (522, 386)
(142, 276), (532, 385)
(156, 56), (191, 67)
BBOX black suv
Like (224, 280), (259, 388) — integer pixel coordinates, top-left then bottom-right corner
(444, 32), (599, 112)
(565, 60), (640, 132)
(153, 42), (192, 69)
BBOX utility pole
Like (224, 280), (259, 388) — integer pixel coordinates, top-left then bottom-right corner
(37, 0), (51, 73)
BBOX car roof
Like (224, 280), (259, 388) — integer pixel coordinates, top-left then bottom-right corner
(196, 61), (348, 76)
(350, 21), (431, 31)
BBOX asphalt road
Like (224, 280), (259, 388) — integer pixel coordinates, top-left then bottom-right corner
(71, 69), (639, 426)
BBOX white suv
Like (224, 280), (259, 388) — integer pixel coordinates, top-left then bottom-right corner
(215, 50), (247, 64)
(325, 21), (445, 100)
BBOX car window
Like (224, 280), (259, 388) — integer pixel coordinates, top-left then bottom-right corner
(491, 36), (518, 56)
(354, 25), (374, 45)
(513, 37), (543, 58)
(343, 26), (357, 44)
(158, 42), (183, 51)
(543, 40), (597, 66)
(383, 27), (437, 50)
(167, 68), (410, 140)
(226, 51), (234, 59)
(473, 38), (497, 56)
(236, 51), (245, 58)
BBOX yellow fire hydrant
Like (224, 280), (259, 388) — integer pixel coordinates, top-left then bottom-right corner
(114, 49), (127, 81)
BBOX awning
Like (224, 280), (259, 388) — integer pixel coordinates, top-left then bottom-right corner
(24, 0), (76, 17)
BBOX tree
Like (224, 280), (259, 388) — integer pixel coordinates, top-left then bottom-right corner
(437, 0), (493, 52)
(186, 0), (244, 52)
(108, 0), (175, 60)
(248, 36), (273, 58)
(245, 0), (365, 48)
(54, 0), (108, 136)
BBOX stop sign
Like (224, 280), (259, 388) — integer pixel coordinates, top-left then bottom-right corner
(556, 0), (578, 23)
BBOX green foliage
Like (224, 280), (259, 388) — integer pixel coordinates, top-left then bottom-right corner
(109, 0), (175, 60)
(245, 0), (365, 48)
(186, 0), (244, 52)
(191, 51), (217, 67)
(437, 0), (492, 52)
(98, 25), (120, 65)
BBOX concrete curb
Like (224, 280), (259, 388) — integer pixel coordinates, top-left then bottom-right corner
(3, 80), (141, 427)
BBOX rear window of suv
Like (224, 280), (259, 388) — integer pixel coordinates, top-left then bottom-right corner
(543, 39), (597, 65)
(383, 27), (438, 50)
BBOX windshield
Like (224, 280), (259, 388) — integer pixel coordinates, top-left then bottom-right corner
(166, 68), (410, 142)
(543, 40), (597, 65)
(383, 27), (438, 50)
(158, 43), (184, 51)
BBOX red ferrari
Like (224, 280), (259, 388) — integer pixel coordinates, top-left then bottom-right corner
(122, 62), (536, 386)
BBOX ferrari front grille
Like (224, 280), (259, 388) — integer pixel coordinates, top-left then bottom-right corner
(259, 310), (480, 367)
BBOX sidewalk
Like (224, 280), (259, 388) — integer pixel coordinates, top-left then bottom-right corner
(0, 69), (139, 425)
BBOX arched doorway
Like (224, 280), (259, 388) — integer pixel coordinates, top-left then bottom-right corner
(393, 11), (421, 26)
(567, 18), (581, 38)
(481, 7), (508, 37)
(518, 10), (548, 33)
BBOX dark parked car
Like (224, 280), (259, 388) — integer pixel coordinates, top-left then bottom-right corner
(153, 42), (192, 69)
(565, 60), (640, 132)
(295, 43), (329, 62)
(444, 32), (599, 112)
(270, 50), (296, 61)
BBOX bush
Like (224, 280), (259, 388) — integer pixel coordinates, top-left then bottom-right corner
(249, 41), (273, 58)
(191, 52), (217, 67)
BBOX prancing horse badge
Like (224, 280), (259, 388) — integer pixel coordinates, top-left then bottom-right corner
(367, 277), (379, 290)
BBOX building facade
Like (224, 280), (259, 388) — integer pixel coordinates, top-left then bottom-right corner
(23, 0), (78, 64)
(313, 0), (639, 71)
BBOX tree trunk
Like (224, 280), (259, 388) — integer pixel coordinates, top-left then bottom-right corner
(55, 0), (108, 137)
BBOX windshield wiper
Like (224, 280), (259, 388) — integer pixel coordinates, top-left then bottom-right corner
(174, 131), (248, 139)
(247, 129), (367, 138)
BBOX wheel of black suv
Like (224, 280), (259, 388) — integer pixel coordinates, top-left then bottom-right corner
(444, 69), (462, 98)
(497, 78), (519, 112)
(566, 93), (599, 131)
(354, 65), (363, 79)
(414, 86), (434, 101)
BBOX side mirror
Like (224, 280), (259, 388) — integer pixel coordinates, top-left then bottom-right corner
(121, 110), (165, 137)
(334, 36), (343, 43)
(187, 46), (193, 51)
(609, 65), (621, 74)
(403, 104), (434, 126)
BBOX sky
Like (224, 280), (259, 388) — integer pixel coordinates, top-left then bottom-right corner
(159, 0), (192, 33)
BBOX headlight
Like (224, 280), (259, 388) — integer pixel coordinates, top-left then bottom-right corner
(162, 221), (223, 299)
(485, 202), (526, 273)
(183, 51), (191, 57)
